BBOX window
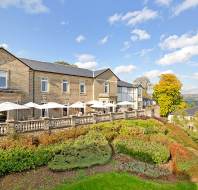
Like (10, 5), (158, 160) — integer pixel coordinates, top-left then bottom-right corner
(0, 71), (7, 89)
(41, 78), (48, 92)
(104, 81), (109, 94)
(79, 81), (85, 94)
(118, 87), (122, 93)
(138, 87), (142, 98)
(63, 80), (69, 92)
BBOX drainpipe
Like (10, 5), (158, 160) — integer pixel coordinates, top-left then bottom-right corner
(32, 70), (35, 117)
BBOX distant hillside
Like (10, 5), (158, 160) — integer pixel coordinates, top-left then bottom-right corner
(183, 94), (198, 105)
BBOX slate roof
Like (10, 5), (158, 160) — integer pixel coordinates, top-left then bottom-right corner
(185, 106), (198, 116)
(117, 80), (140, 88)
(20, 58), (98, 78)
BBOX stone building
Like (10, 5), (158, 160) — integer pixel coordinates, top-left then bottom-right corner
(0, 48), (142, 120)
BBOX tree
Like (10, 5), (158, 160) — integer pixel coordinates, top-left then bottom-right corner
(55, 61), (78, 67)
(133, 76), (152, 97)
(153, 74), (183, 117)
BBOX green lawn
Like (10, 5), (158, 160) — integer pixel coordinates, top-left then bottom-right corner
(53, 172), (197, 190)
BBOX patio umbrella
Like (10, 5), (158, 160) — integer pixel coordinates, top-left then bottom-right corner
(104, 103), (116, 108)
(24, 102), (42, 109)
(0, 102), (29, 121)
(90, 102), (106, 109)
(117, 101), (133, 106)
(40, 102), (67, 109)
(86, 100), (102, 105)
(69, 101), (85, 109)
(0, 102), (28, 112)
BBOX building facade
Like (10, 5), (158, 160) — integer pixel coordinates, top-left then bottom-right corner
(117, 80), (143, 110)
(0, 48), (142, 120)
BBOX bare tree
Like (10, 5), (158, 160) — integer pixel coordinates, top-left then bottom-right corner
(133, 76), (152, 97)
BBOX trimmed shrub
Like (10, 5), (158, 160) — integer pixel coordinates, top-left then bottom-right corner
(90, 121), (121, 141)
(48, 131), (112, 171)
(0, 143), (67, 175)
(114, 138), (170, 164)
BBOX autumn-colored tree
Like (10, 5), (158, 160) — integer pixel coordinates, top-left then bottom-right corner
(153, 74), (183, 117)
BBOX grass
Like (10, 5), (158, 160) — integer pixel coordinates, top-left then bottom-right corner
(52, 172), (198, 190)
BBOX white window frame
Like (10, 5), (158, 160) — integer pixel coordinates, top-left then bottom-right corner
(138, 87), (142, 98)
(0, 71), (8, 89)
(41, 78), (48, 93)
(62, 80), (69, 93)
(79, 81), (86, 94)
(104, 81), (109, 94)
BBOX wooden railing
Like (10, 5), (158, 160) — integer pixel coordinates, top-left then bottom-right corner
(0, 110), (146, 136)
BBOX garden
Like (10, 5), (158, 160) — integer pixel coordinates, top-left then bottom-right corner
(0, 118), (198, 190)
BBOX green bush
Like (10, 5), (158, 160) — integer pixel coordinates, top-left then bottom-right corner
(0, 143), (67, 176)
(48, 131), (112, 171)
(123, 119), (165, 134)
(114, 138), (170, 164)
(90, 121), (121, 141)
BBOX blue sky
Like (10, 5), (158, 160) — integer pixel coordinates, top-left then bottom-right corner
(0, 0), (198, 94)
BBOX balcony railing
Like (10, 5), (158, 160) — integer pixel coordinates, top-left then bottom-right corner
(0, 110), (146, 136)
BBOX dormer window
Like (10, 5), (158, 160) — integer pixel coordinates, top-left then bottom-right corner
(0, 71), (7, 89)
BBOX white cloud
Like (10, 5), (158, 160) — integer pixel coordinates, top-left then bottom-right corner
(75, 35), (86, 43)
(131, 29), (151, 41)
(193, 72), (198, 79)
(108, 7), (158, 26)
(0, 43), (8, 49)
(108, 13), (122, 25)
(160, 32), (198, 50)
(60, 21), (69, 25)
(0, 0), (49, 14)
(144, 70), (174, 79)
(174, 0), (198, 16)
(114, 65), (136, 74)
(99, 36), (109, 45)
(182, 85), (198, 94)
(122, 7), (158, 26)
(121, 41), (131, 52)
(157, 45), (198, 65)
(75, 61), (97, 70)
(136, 48), (153, 56)
(74, 54), (97, 70)
(155, 0), (172, 6)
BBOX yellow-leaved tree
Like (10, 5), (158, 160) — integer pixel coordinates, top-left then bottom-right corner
(153, 74), (183, 117)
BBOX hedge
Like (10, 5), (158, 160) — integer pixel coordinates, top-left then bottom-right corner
(0, 143), (67, 176)
(48, 131), (112, 171)
(114, 138), (170, 164)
